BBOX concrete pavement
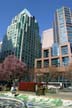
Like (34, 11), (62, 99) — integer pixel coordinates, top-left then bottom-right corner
(18, 91), (72, 100)
(0, 90), (72, 100)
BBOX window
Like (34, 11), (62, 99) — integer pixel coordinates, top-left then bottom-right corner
(62, 57), (69, 66)
(68, 32), (72, 37)
(51, 44), (59, 56)
(43, 50), (49, 57)
(44, 60), (49, 67)
(70, 44), (72, 53)
(22, 16), (24, 23)
(61, 46), (68, 55)
(51, 58), (60, 67)
(67, 26), (72, 31)
(37, 60), (42, 68)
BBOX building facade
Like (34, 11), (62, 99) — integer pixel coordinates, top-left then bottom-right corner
(35, 7), (72, 82)
(35, 42), (71, 69)
(42, 28), (53, 48)
(1, 9), (41, 69)
(35, 42), (72, 82)
(0, 42), (2, 53)
(0, 42), (2, 62)
(53, 7), (72, 45)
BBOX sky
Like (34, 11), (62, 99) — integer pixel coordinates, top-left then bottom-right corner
(0, 0), (72, 41)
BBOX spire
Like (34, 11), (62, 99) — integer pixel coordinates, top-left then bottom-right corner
(20, 8), (32, 17)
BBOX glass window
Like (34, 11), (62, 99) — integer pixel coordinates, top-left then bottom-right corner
(22, 16), (24, 23)
(51, 58), (60, 67)
(44, 60), (49, 67)
(51, 43), (59, 56)
(67, 26), (72, 31)
(37, 60), (42, 68)
(68, 32), (72, 37)
(61, 46), (68, 55)
(66, 18), (71, 23)
(17, 22), (21, 29)
(70, 44), (72, 53)
(43, 50), (49, 57)
(62, 57), (69, 66)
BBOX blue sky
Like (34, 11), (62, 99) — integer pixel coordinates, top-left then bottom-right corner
(0, 0), (72, 41)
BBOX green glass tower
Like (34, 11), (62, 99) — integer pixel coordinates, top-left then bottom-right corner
(2, 9), (41, 68)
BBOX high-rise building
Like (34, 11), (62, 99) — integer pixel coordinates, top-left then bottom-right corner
(34, 7), (72, 82)
(2, 9), (41, 69)
(42, 28), (54, 48)
(0, 41), (2, 62)
(53, 7), (72, 44)
(0, 41), (2, 53)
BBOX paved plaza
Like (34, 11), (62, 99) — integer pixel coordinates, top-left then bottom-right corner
(17, 91), (72, 100)
(0, 90), (72, 100)
(0, 90), (72, 108)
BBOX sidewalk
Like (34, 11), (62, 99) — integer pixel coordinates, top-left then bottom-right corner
(0, 90), (72, 100)
(18, 91), (72, 100)
(46, 92), (72, 100)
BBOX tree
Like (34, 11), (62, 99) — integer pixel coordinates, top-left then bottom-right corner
(48, 66), (66, 82)
(49, 65), (72, 86)
(48, 66), (58, 82)
(65, 63), (72, 85)
(0, 55), (27, 82)
(0, 64), (6, 80)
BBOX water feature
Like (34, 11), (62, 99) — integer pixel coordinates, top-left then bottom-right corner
(0, 93), (72, 108)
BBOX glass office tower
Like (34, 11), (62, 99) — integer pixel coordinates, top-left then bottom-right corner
(2, 9), (41, 68)
(53, 7), (72, 44)
(0, 42), (2, 53)
(0, 42), (2, 62)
